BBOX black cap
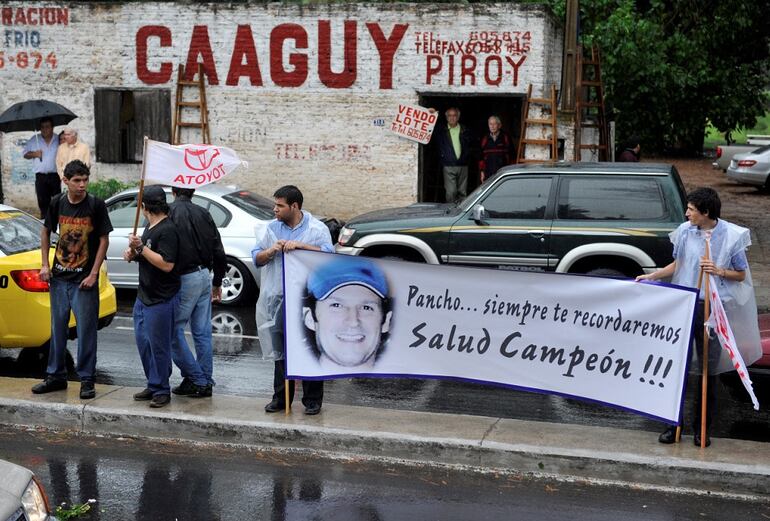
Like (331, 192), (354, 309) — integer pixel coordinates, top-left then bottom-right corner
(142, 185), (166, 205)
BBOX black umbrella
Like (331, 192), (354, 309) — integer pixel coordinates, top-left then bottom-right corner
(0, 99), (77, 133)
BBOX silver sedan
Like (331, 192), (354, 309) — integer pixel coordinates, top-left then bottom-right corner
(726, 145), (770, 189)
(104, 183), (270, 306)
(0, 458), (56, 520)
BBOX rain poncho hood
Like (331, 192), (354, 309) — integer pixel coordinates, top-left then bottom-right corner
(670, 219), (761, 374)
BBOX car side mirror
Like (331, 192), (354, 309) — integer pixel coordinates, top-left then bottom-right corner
(472, 204), (488, 225)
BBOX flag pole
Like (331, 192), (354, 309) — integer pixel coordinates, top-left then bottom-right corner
(285, 380), (291, 415)
(132, 137), (149, 236)
(699, 240), (712, 449)
(676, 254), (708, 443)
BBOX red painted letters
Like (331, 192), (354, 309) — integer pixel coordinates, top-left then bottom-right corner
(136, 25), (172, 85)
(318, 20), (357, 88)
(226, 25), (263, 86)
(185, 25), (219, 85)
(366, 23), (408, 90)
(270, 23), (308, 87)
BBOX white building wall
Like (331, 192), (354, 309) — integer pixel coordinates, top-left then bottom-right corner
(0, 2), (564, 219)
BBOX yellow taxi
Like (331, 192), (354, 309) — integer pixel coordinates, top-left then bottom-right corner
(0, 204), (116, 353)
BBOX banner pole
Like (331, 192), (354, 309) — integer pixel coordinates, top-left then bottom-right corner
(285, 380), (290, 415)
(132, 137), (150, 236)
(700, 241), (711, 448)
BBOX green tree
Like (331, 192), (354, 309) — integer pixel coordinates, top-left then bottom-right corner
(542, 0), (770, 154)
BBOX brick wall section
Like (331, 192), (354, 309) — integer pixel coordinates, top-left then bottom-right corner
(0, 2), (565, 219)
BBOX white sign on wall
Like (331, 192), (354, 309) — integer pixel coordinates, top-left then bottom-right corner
(284, 251), (698, 424)
(389, 104), (437, 144)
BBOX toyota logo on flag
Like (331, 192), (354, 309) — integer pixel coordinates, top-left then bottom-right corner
(184, 147), (221, 171)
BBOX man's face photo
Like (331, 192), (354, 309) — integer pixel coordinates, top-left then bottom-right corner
(304, 284), (392, 368)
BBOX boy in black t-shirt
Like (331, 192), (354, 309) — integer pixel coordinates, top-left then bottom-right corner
(124, 185), (180, 408)
(32, 160), (113, 400)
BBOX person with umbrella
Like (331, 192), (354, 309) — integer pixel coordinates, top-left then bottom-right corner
(0, 99), (77, 218)
(21, 116), (60, 218)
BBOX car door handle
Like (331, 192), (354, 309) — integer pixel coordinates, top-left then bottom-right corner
(528, 230), (546, 238)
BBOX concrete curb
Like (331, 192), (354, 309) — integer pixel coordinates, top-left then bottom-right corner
(1, 378), (769, 498)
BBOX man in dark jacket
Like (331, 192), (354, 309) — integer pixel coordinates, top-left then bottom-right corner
(167, 187), (227, 398)
(435, 107), (473, 203)
(479, 115), (513, 183)
(618, 135), (641, 162)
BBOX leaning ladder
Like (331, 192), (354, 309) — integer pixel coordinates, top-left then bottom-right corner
(171, 63), (211, 145)
(516, 84), (558, 163)
(574, 45), (609, 161)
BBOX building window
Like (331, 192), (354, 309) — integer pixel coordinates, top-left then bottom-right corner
(94, 88), (170, 163)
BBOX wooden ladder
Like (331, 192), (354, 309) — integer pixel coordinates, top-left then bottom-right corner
(171, 63), (211, 145)
(574, 45), (609, 161)
(516, 84), (558, 163)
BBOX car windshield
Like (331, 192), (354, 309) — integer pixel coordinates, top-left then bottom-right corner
(751, 145), (770, 155)
(222, 191), (274, 220)
(0, 210), (43, 255)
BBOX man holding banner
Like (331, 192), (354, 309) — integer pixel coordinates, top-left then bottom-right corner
(637, 187), (761, 447)
(252, 185), (334, 415)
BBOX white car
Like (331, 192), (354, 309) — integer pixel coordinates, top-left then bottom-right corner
(726, 145), (770, 189)
(0, 458), (56, 520)
(104, 184), (270, 306)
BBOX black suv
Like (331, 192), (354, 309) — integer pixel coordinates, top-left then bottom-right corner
(336, 162), (687, 277)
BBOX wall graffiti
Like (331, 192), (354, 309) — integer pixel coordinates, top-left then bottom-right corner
(274, 142), (372, 162)
(10, 138), (34, 184)
(0, 6), (65, 71)
(415, 30), (531, 86)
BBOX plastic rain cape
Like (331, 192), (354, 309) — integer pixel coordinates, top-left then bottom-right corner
(670, 219), (762, 374)
(255, 225), (285, 361)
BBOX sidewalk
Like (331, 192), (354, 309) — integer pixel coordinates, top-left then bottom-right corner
(1, 377), (769, 498)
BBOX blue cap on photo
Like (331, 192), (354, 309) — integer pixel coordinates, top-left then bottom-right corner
(307, 257), (389, 300)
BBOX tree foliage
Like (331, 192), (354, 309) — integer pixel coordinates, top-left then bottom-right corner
(542, 0), (770, 154)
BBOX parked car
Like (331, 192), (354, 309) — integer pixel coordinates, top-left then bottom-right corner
(0, 204), (116, 364)
(104, 184), (342, 306)
(336, 162), (687, 278)
(0, 458), (57, 520)
(725, 145), (770, 190)
(712, 135), (770, 172)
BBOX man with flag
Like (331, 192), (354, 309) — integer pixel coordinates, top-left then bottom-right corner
(637, 187), (761, 447)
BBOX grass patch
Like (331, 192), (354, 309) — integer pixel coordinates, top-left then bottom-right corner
(705, 95), (770, 148)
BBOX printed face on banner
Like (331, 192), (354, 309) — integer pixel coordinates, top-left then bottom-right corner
(304, 284), (392, 368)
(284, 250), (698, 423)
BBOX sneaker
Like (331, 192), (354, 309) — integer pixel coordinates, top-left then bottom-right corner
(149, 394), (171, 408)
(79, 382), (96, 400)
(133, 388), (153, 401)
(31, 377), (67, 394)
(189, 384), (212, 398)
(172, 378), (197, 396)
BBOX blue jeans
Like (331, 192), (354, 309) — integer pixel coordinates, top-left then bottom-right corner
(133, 293), (178, 396)
(48, 278), (99, 382)
(172, 269), (214, 387)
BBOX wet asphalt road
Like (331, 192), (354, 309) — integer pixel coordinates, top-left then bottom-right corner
(1, 426), (769, 521)
(1, 289), (770, 443)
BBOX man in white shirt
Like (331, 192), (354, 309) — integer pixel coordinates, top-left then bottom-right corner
(22, 117), (60, 218)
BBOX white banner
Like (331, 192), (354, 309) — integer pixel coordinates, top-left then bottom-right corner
(284, 251), (698, 423)
(389, 104), (437, 144)
(143, 139), (247, 188)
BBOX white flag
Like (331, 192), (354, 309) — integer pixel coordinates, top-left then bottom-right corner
(707, 275), (760, 410)
(143, 139), (247, 188)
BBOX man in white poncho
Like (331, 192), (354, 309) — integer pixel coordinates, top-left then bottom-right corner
(252, 185), (333, 416)
(637, 187), (761, 447)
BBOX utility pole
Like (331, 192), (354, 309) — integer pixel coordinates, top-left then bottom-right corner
(560, 0), (579, 112)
